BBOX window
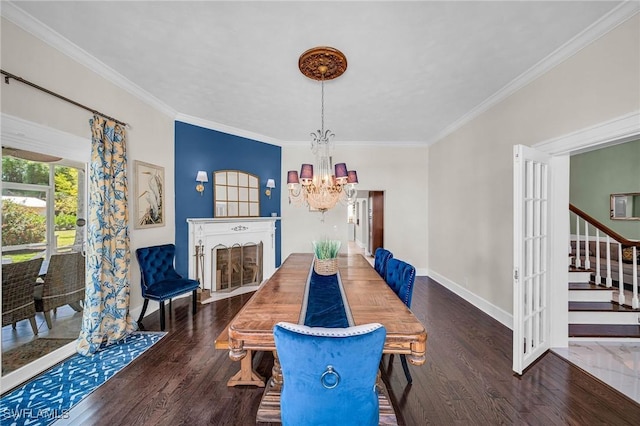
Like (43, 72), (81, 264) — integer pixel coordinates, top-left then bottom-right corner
(1, 151), (86, 263)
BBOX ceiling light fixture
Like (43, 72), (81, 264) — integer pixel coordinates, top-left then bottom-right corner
(287, 46), (358, 214)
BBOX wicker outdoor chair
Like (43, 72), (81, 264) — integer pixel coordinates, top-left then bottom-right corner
(2, 258), (44, 335)
(34, 251), (85, 329)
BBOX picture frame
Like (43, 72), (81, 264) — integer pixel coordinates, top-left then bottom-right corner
(134, 160), (165, 228)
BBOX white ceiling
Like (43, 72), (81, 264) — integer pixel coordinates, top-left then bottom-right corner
(3, 1), (633, 145)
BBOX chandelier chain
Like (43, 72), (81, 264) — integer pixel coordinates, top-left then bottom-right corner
(321, 75), (325, 135)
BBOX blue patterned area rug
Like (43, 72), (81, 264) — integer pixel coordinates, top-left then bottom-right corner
(0, 332), (165, 426)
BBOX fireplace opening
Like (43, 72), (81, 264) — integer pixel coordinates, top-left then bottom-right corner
(213, 242), (263, 291)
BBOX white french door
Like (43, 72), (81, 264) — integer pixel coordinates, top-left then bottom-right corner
(513, 144), (551, 375)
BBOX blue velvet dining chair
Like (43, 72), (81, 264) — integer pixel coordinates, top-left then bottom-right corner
(136, 244), (199, 331)
(273, 322), (386, 426)
(373, 247), (393, 278)
(385, 257), (416, 384)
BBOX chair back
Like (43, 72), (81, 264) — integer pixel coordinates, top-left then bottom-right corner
(40, 252), (85, 310)
(136, 244), (182, 291)
(385, 258), (416, 308)
(274, 322), (386, 426)
(373, 247), (392, 278)
(2, 258), (43, 327)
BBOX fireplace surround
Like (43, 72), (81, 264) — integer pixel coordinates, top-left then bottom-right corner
(187, 217), (279, 302)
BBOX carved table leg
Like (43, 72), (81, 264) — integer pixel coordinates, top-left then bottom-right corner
(226, 350), (265, 387)
(256, 350), (285, 423)
(269, 350), (283, 390)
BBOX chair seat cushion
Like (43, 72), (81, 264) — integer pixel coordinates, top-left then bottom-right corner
(143, 278), (199, 301)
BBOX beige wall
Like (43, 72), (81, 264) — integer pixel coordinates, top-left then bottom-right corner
(428, 15), (640, 314)
(0, 18), (176, 312)
(282, 144), (429, 271)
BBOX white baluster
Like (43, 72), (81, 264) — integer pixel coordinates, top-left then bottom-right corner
(583, 222), (590, 270)
(575, 215), (581, 268)
(632, 246), (639, 309)
(618, 243), (625, 306)
(605, 235), (612, 288)
(595, 230), (601, 285)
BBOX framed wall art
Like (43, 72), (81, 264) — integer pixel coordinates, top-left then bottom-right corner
(134, 160), (165, 228)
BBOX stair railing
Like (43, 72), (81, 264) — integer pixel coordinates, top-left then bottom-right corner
(570, 204), (639, 309)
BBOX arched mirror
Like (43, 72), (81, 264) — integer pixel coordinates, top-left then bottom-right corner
(214, 170), (260, 217)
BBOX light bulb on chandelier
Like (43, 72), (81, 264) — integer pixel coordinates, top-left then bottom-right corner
(287, 46), (358, 214)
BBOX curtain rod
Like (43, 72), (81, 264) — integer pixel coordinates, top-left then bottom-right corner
(1, 69), (128, 127)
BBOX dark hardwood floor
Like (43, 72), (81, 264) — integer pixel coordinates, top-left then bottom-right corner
(64, 277), (640, 425)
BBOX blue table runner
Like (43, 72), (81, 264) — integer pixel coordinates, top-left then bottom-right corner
(301, 262), (353, 328)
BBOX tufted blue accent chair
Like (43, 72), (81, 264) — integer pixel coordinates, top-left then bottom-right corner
(373, 247), (393, 279)
(384, 258), (416, 383)
(136, 244), (199, 331)
(273, 322), (386, 426)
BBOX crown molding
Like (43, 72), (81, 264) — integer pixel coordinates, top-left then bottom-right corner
(1, 1), (177, 119)
(175, 113), (283, 146)
(278, 140), (428, 148)
(427, 2), (640, 146)
(533, 110), (640, 156)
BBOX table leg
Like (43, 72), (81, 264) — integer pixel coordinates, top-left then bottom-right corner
(226, 350), (265, 387)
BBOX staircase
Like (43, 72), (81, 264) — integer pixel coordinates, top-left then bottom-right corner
(568, 205), (640, 339)
(568, 281), (640, 338)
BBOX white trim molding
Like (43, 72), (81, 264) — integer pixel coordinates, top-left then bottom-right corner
(1, 113), (90, 164)
(175, 113), (282, 147)
(428, 269), (513, 329)
(533, 111), (640, 156)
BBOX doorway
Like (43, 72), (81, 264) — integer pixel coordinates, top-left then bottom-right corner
(1, 149), (87, 377)
(517, 112), (640, 371)
(1, 115), (90, 390)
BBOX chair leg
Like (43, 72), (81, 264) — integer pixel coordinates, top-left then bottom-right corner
(400, 354), (413, 384)
(137, 299), (149, 327)
(68, 301), (83, 312)
(159, 300), (166, 331)
(43, 311), (53, 329)
(29, 316), (38, 335)
(192, 289), (197, 315)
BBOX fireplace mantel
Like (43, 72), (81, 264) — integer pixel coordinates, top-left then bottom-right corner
(187, 217), (279, 301)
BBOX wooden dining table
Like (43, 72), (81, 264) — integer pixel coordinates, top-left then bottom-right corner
(216, 252), (428, 424)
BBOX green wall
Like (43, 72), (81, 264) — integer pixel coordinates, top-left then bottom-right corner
(570, 139), (640, 240)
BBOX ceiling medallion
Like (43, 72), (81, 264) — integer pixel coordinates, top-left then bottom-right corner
(298, 46), (348, 81)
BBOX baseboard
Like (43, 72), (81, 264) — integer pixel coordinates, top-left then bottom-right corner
(427, 270), (513, 330)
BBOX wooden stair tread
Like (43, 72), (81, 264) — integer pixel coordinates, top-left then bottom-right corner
(569, 324), (640, 338)
(569, 266), (594, 273)
(568, 301), (639, 312)
(568, 282), (611, 290)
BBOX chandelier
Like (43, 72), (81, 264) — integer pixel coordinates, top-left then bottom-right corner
(287, 46), (358, 213)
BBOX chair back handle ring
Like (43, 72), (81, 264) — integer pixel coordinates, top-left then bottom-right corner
(320, 365), (340, 389)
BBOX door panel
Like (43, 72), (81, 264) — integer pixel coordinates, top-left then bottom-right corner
(513, 145), (551, 375)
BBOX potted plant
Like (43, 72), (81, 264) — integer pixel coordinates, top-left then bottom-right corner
(312, 239), (341, 275)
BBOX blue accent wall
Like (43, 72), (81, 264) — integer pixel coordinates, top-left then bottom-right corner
(174, 121), (282, 277)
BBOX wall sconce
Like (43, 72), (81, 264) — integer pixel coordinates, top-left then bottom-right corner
(265, 179), (276, 199)
(195, 171), (208, 196)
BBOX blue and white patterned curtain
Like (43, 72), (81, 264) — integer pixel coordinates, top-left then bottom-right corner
(77, 115), (135, 355)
